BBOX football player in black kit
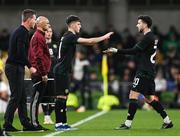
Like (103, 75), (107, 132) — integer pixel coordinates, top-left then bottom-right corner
(54, 15), (113, 131)
(103, 15), (173, 129)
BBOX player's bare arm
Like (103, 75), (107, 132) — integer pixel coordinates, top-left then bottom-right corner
(77, 32), (114, 45)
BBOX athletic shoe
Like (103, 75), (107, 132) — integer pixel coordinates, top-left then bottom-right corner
(3, 125), (20, 132)
(115, 124), (131, 130)
(63, 124), (78, 131)
(23, 125), (40, 131)
(55, 124), (78, 131)
(0, 129), (10, 136)
(162, 122), (173, 129)
(76, 106), (86, 113)
(34, 125), (49, 131)
(43, 116), (54, 124)
(55, 124), (65, 131)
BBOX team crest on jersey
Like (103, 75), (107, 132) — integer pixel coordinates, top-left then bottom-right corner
(53, 44), (57, 49)
(65, 89), (69, 94)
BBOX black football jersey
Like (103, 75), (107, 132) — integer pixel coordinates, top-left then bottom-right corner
(55, 31), (79, 74)
(135, 31), (158, 78)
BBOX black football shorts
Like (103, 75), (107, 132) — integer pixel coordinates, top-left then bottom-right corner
(131, 74), (155, 95)
(54, 73), (70, 96)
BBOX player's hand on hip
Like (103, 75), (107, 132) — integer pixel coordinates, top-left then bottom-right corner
(103, 47), (118, 55)
(29, 67), (37, 74)
(42, 75), (48, 83)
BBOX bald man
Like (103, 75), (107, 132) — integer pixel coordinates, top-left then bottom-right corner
(28, 16), (51, 131)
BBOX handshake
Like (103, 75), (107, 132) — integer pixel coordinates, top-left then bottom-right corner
(103, 47), (118, 54)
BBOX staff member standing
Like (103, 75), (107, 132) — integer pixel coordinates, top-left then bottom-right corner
(3, 9), (37, 132)
(28, 16), (51, 131)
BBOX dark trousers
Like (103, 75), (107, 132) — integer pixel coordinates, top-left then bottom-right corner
(42, 79), (55, 115)
(42, 104), (54, 115)
(0, 126), (3, 136)
(30, 75), (47, 126)
(4, 64), (30, 127)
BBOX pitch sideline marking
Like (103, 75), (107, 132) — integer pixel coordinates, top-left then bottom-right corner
(44, 110), (108, 137)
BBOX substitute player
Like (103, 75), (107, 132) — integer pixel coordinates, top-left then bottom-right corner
(103, 15), (173, 129)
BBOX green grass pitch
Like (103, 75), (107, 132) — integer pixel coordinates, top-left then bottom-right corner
(1, 109), (180, 136)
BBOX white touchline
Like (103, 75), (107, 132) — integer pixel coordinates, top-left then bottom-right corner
(44, 110), (108, 137)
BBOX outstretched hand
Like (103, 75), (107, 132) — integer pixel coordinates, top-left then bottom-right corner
(104, 32), (114, 40)
(103, 47), (118, 55)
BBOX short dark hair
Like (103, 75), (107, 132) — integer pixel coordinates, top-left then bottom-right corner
(22, 9), (36, 22)
(66, 15), (81, 25)
(138, 15), (152, 28)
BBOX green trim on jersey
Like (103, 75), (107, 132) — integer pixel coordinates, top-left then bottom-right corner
(136, 45), (143, 50)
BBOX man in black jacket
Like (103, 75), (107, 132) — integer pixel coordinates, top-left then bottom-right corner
(3, 9), (37, 132)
